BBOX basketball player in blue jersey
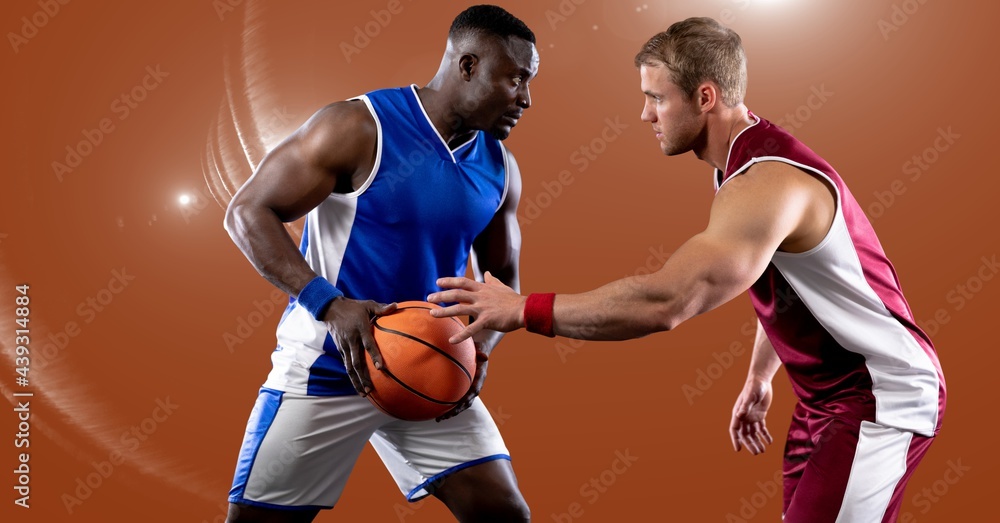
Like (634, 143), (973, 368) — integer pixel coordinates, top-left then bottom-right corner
(430, 17), (945, 523)
(221, 6), (537, 522)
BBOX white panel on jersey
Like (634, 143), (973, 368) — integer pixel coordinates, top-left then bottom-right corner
(835, 421), (912, 523)
(267, 94), (384, 394)
(737, 157), (940, 436)
(266, 306), (325, 394)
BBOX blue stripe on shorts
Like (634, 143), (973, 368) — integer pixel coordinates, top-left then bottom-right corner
(229, 388), (283, 503)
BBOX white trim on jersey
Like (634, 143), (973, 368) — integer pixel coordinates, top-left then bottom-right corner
(725, 155), (941, 436)
(336, 94), (384, 199)
(452, 134), (479, 153)
(408, 84), (471, 163)
(265, 93), (378, 393)
(496, 142), (511, 212)
(834, 421), (913, 523)
(714, 113), (761, 191)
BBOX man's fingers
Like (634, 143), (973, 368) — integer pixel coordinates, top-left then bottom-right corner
(753, 421), (772, 447)
(434, 277), (480, 291)
(427, 289), (475, 306)
(737, 430), (753, 454)
(349, 337), (373, 395)
(448, 323), (481, 345)
(742, 425), (762, 455)
(730, 423), (742, 452)
(430, 303), (475, 319)
(438, 402), (465, 421)
(759, 422), (773, 445)
(362, 330), (383, 371)
(437, 398), (465, 421)
(338, 339), (365, 396)
(375, 301), (397, 316)
(438, 394), (475, 421)
(739, 431), (755, 455)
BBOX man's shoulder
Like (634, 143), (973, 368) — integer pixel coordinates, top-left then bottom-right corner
(310, 100), (375, 130)
(298, 100), (377, 147)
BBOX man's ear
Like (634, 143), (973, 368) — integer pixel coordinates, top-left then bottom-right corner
(459, 53), (478, 82)
(696, 82), (719, 114)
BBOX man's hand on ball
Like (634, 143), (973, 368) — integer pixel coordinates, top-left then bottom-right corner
(427, 272), (526, 344)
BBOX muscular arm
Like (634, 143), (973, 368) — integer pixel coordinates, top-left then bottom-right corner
(434, 148), (523, 421)
(469, 149), (523, 355)
(224, 102), (392, 395)
(541, 162), (823, 340)
(747, 319), (781, 382)
(430, 161), (830, 343)
(223, 101), (375, 295)
(730, 319), (781, 454)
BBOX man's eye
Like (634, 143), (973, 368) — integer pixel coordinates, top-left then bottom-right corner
(513, 76), (523, 86)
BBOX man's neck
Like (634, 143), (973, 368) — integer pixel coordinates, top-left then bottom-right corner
(697, 105), (754, 172)
(416, 84), (475, 148)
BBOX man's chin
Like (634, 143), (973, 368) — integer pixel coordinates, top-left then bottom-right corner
(662, 142), (691, 157)
(488, 126), (512, 140)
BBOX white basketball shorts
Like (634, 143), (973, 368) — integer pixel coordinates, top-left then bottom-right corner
(227, 388), (510, 510)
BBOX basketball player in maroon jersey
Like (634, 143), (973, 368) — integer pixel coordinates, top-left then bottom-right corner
(428, 17), (946, 522)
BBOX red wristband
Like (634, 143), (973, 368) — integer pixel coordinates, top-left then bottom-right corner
(524, 293), (556, 337)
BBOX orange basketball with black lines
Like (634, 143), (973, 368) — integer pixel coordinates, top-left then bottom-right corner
(365, 301), (476, 421)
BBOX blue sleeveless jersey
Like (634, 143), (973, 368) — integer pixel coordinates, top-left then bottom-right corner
(264, 85), (509, 396)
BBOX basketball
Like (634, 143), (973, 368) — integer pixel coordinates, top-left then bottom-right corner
(365, 301), (476, 421)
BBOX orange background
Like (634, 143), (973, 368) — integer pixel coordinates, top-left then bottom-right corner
(1, 1), (996, 521)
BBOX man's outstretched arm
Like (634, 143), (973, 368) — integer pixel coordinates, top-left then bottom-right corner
(428, 161), (822, 343)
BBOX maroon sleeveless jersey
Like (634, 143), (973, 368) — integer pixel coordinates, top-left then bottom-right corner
(715, 113), (945, 437)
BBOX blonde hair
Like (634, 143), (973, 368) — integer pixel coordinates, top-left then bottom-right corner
(635, 17), (747, 106)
